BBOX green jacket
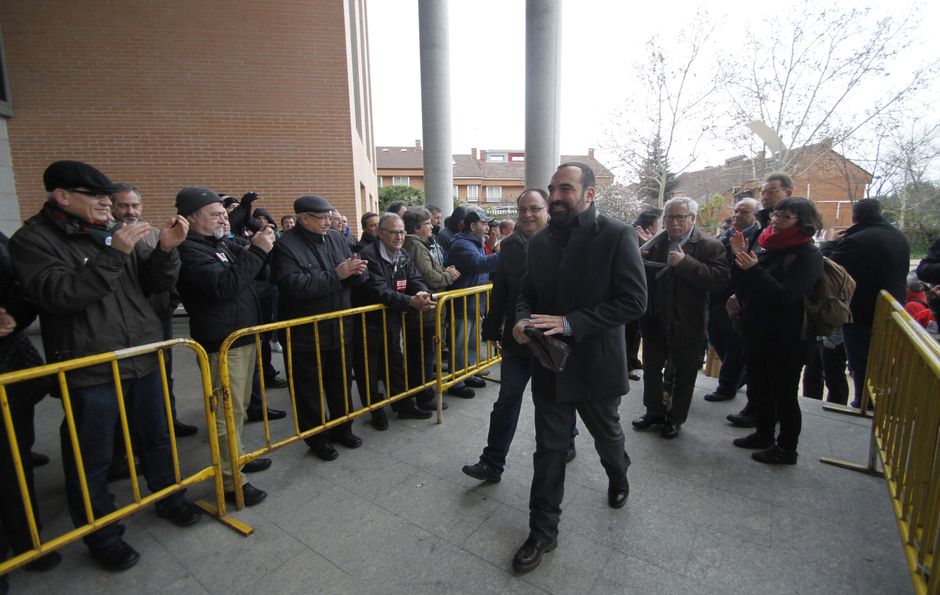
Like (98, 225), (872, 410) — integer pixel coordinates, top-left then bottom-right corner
(402, 234), (456, 292)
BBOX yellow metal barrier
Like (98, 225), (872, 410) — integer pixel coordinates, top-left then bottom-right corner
(217, 285), (503, 512)
(821, 292), (940, 595)
(0, 338), (238, 576)
(433, 284), (501, 414)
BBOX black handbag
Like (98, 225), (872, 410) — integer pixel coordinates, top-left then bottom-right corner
(523, 326), (571, 373)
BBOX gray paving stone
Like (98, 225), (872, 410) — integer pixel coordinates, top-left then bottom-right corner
(590, 550), (707, 595)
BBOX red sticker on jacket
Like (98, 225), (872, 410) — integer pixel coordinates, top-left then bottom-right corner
(396, 279), (407, 292)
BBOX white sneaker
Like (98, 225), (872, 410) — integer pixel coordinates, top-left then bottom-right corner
(270, 339), (283, 353)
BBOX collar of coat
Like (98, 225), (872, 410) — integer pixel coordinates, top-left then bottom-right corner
(649, 224), (705, 250)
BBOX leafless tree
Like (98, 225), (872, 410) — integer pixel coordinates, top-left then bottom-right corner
(608, 19), (719, 207)
(720, 2), (937, 178)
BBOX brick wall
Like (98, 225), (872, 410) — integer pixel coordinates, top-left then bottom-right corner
(1, 0), (375, 231)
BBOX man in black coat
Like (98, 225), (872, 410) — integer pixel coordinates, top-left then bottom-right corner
(176, 187), (275, 507)
(352, 213), (436, 426)
(633, 197), (729, 439)
(829, 199), (910, 408)
(510, 163), (647, 573)
(11, 161), (201, 571)
(272, 195), (369, 461)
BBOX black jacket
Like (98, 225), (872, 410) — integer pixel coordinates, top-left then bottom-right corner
(516, 204), (648, 402)
(9, 203), (177, 386)
(732, 240), (822, 358)
(353, 242), (428, 333)
(273, 227), (367, 352)
(916, 236), (940, 284)
(829, 218), (909, 325)
(176, 231), (268, 353)
(481, 229), (532, 355)
(708, 224), (761, 332)
(641, 227), (729, 346)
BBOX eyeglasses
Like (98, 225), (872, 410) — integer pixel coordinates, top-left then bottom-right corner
(68, 188), (111, 199)
(517, 206), (546, 215)
(772, 212), (795, 221)
(664, 214), (693, 222)
(381, 229), (406, 236)
(304, 212), (331, 221)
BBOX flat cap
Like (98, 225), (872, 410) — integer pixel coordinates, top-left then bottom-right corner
(176, 186), (222, 216)
(294, 195), (334, 214)
(43, 160), (117, 194)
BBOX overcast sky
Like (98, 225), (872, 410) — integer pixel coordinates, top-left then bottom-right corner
(367, 0), (939, 182)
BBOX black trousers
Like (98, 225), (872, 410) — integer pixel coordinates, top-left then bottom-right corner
(290, 347), (354, 448)
(745, 342), (804, 451)
(0, 398), (40, 558)
(352, 324), (418, 412)
(625, 320), (642, 370)
(641, 336), (701, 424)
(528, 366), (629, 541)
(802, 341), (849, 405)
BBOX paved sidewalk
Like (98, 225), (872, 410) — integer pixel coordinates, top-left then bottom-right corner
(8, 324), (911, 594)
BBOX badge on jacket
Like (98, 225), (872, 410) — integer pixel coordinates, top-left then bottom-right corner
(396, 279), (407, 292)
(215, 252), (229, 263)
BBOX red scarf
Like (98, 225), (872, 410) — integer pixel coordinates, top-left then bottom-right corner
(757, 225), (811, 251)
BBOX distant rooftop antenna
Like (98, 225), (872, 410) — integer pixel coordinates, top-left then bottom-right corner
(746, 121), (787, 154)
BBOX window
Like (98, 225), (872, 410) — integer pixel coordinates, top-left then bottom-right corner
(485, 186), (502, 202)
(392, 176), (410, 186)
(467, 185), (480, 202)
(453, 185), (459, 199)
(377, 176), (384, 188)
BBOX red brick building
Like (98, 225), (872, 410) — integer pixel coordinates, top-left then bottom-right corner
(675, 142), (872, 230)
(0, 0), (377, 235)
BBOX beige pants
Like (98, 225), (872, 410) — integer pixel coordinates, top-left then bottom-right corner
(209, 343), (256, 491)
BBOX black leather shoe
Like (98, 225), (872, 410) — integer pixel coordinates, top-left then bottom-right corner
(91, 540), (140, 571)
(30, 452), (50, 467)
(462, 461), (501, 482)
(608, 478), (629, 508)
(512, 535), (557, 573)
(311, 439), (339, 461)
(334, 432), (363, 449)
(24, 550), (61, 572)
(565, 443), (576, 463)
(727, 412), (757, 428)
(732, 432), (773, 449)
(265, 375), (289, 389)
(157, 501), (203, 527)
(398, 407), (433, 420)
(371, 410), (389, 431)
(225, 482), (268, 507)
(246, 407), (287, 423)
(660, 422), (681, 439)
(704, 392), (735, 402)
(464, 376), (486, 388)
(173, 420), (199, 437)
(242, 457), (272, 473)
(752, 444), (798, 465)
(447, 386), (475, 399)
(417, 399), (448, 411)
(631, 414), (666, 430)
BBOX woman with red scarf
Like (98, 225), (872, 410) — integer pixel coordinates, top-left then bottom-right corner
(727, 197), (823, 464)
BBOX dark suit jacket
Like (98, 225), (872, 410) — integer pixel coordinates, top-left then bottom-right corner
(829, 218), (909, 325)
(516, 204), (647, 402)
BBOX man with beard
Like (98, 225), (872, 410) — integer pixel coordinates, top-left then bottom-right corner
(510, 163), (647, 573)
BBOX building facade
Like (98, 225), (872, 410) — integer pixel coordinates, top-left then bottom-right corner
(0, 0), (377, 236)
(377, 142), (614, 212)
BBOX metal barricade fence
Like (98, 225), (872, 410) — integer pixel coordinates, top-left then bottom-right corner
(820, 292), (940, 595)
(434, 285), (500, 405)
(218, 285), (502, 513)
(0, 338), (238, 576)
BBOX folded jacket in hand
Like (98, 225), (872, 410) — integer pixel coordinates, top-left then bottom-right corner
(523, 326), (572, 373)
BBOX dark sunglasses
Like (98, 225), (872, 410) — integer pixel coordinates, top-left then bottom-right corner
(68, 188), (111, 198)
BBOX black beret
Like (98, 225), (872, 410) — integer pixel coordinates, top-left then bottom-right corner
(43, 160), (117, 193)
(294, 195), (334, 214)
(176, 186), (222, 216)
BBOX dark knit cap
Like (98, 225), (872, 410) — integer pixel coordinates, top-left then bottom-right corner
(294, 195), (334, 214)
(43, 160), (118, 193)
(176, 186), (222, 216)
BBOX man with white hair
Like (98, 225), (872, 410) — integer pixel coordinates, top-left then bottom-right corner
(632, 197), (728, 439)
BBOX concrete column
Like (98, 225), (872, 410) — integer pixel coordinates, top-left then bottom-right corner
(418, 0), (454, 217)
(525, 0), (562, 190)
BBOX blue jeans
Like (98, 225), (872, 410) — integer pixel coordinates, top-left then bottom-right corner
(479, 352), (578, 476)
(841, 323), (872, 407)
(453, 317), (478, 375)
(62, 371), (185, 551)
(706, 318), (747, 397)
